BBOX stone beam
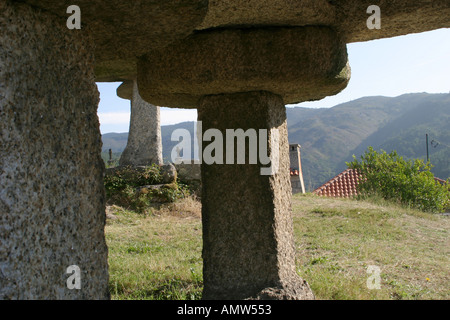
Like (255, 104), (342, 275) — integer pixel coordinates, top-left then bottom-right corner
(197, 0), (450, 43)
(15, 1), (449, 82)
(17, 0), (210, 81)
(333, 0), (450, 43)
(0, 1), (108, 299)
(117, 80), (163, 166)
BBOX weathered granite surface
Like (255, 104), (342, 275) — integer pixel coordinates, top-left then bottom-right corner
(198, 92), (314, 300)
(118, 80), (163, 166)
(138, 27), (350, 108)
(12, 0), (449, 82)
(0, 1), (109, 299)
(16, 0), (209, 81)
(196, 0), (450, 43)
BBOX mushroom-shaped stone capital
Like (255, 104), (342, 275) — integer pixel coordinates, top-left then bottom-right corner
(138, 27), (350, 108)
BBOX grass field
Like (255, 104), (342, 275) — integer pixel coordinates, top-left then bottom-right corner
(105, 194), (449, 300)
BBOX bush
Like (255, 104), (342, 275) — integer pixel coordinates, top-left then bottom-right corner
(104, 165), (163, 194)
(104, 165), (190, 213)
(347, 147), (449, 213)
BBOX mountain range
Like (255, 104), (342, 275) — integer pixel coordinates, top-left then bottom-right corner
(101, 93), (450, 191)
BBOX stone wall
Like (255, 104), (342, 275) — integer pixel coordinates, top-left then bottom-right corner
(0, 1), (109, 299)
(175, 162), (202, 195)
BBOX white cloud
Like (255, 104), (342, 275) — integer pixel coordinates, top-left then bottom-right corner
(160, 108), (197, 126)
(98, 112), (131, 125)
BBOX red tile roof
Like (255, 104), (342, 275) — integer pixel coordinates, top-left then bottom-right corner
(313, 170), (448, 197)
(313, 169), (361, 198)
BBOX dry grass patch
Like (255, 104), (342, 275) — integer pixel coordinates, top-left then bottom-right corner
(293, 193), (450, 300)
(153, 195), (202, 218)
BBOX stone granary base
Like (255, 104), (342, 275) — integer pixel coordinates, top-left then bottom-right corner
(0, 1), (109, 299)
(1, 0), (449, 300)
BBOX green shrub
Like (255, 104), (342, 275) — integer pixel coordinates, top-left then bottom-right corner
(105, 165), (162, 196)
(104, 165), (189, 213)
(140, 183), (190, 204)
(347, 147), (449, 213)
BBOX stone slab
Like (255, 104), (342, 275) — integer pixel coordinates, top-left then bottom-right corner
(138, 27), (350, 108)
(14, 0), (450, 82)
(16, 0), (209, 81)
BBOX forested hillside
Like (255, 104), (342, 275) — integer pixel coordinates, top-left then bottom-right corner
(102, 93), (450, 190)
(287, 93), (450, 189)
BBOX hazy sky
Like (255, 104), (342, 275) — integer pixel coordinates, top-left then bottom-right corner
(97, 28), (450, 134)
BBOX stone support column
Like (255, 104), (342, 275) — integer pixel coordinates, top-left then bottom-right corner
(290, 144), (306, 194)
(0, 1), (109, 299)
(138, 26), (350, 300)
(117, 80), (163, 166)
(198, 92), (314, 299)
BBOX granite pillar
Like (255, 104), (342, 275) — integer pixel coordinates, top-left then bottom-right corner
(0, 1), (109, 299)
